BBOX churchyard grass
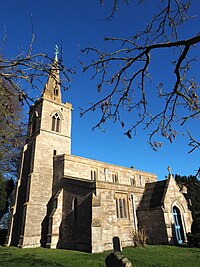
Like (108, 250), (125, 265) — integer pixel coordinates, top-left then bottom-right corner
(0, 245), (199, 267)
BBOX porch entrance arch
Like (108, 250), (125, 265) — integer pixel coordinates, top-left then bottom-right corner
(172, 206), (185, 244)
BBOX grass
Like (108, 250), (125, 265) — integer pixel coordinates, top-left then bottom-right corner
(0, 245), (199, 267)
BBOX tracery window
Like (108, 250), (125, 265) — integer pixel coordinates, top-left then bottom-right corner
(115, 194), (128, 219)
(52, 113), (61, 132)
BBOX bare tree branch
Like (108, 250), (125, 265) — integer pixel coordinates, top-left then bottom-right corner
(81, 0), (199, 151)
(0, 39), (74, 177)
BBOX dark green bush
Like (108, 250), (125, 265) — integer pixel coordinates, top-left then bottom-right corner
(191, 216), (200, 234)
(187, 233), (200, 248)
(0, 229), (7, 246)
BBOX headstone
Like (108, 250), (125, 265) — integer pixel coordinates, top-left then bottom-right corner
(113, 236), (121, 252)
(105, 237), (133, 267)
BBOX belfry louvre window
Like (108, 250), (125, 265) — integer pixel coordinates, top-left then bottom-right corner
(52, 113), (60, 132)
(54, 86), (59, 96)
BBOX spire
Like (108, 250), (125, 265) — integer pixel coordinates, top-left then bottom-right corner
(42, 45), (61, 103)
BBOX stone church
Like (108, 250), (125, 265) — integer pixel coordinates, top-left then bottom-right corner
(6, 53), (192, 253)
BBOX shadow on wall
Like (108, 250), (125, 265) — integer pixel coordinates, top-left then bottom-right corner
(41, 178), (96, 252)
(136, 181), (169, 245)
(10, 142), (34, 247)
(40, 195), (55, 247)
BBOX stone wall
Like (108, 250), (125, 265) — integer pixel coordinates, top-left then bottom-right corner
(163, 176), (192, 243)
(62, 154), (157, 186)
(137, 176), (193, 245)
(56, 178), (95, 252)
(51, 154), (157, 252)
(91, 181), (145, 252)
(8, 98), (72, 248)
(53, 154), (157, 252)
(137, 208), (169, 244)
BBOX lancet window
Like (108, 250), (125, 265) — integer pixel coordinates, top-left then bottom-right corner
(72, 197), (78, 222)
(91, 169), (97, 180)
(54, 85), (59, 96)
(130, 177), (135, 186)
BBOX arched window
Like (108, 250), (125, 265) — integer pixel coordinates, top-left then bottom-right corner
(54, 87), (59, 96)
(72, 197), (78, 222)
(130, 177), (135, 186)
(52, 113), (60, 132)
(91, 169), (97, 180)
(112, 173), (118, 183)
(138, 174), (143, 187)
(172, 206), (185, 244)
(115, 194), (128, 220)
(32, 116), (36, 134)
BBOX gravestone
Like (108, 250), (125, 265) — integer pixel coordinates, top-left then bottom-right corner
(105, 237), (132, 267)
(113, 236), (121, 252)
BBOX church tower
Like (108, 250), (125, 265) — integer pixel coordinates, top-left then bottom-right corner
(7, 48), (72, 248)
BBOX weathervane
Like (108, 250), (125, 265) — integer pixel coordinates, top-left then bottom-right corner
(54, 45), (59, 60)
(167, 166), (172, 175)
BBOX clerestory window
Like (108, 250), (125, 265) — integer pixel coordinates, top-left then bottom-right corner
(130, 177), (135, 186)
(91, 169), (97, 181)
(112, 173), (118, 183)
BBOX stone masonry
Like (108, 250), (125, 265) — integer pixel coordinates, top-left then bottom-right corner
(7, 53), (192, 252)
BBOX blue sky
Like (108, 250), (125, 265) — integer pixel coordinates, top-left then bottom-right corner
(1, 0), (200, 180)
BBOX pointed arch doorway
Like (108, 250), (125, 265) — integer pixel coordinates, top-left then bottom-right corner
(172, 206), (185, 244)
